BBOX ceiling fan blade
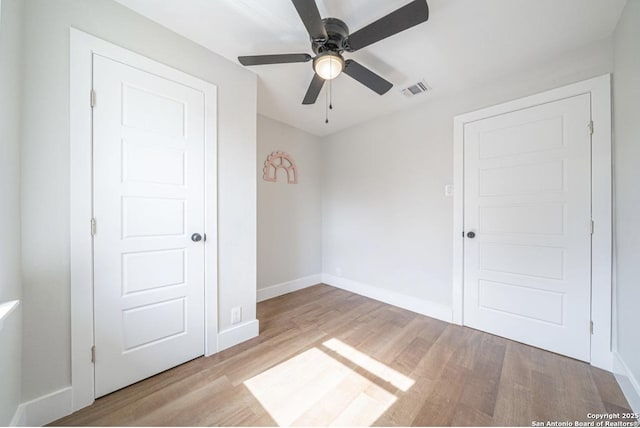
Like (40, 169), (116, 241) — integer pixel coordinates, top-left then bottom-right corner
(302, 73), (325, 105)
(238, 53), (312, 66)
(346, 0), (429, 52)
(343, 60), (393, 95)
(291, 0), (328, 41)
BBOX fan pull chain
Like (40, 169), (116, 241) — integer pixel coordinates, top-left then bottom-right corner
(329, 75), (333, 110)
(329, 59), (334, 111)
(325, 60), (334, 124)
(325, 81), (329, 124)
(325, 80), (333, 124)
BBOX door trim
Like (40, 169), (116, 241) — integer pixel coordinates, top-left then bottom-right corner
(452, 74), (612, 370)
(70, 28), (218, 412)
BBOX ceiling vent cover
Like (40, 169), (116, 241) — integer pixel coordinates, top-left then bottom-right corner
(402, 80), (431, 98)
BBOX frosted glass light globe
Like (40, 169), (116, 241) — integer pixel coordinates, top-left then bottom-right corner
(313, 53), (344, 80)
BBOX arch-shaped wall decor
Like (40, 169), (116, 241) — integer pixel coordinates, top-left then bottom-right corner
(263, 151), (298, 184)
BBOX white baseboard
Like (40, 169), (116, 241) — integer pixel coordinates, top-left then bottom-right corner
(321, 274), (453, 323)
(217, 319), (260, 352)
(257, 274), (322, 302)
(13, 386), (72, 427)
(9, 404), (25, 427)
(0, 300), (19, 331)
(613, 351), (640, 413)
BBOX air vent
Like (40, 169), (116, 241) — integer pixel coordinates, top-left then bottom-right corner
(402, 80), (431, 98)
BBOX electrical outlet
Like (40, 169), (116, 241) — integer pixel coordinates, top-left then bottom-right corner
(445, 184), (454, 197)
(335, 267), (343, 277)
(231, 307), (242, 325)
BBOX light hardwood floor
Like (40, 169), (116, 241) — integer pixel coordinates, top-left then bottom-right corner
(52, 284), (632, 427)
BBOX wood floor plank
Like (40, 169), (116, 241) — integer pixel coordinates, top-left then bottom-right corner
(411, 363), (472, 426)
(51, 284), (632, 427)
(493, 342), (537, 426)
(292, 374), (371, 426)
(451, 404), (495, 427)
(458, 333), (506, 417)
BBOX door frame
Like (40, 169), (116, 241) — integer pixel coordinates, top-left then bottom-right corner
(70, 28), (218, 411)
(452, 74), (612, 370)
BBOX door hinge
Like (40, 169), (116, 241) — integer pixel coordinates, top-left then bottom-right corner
(588, 120), (594, 135)
(590, 321), (594, 335)
(91, 345), (96, 363)
(90, 89), (96, 108)
(91, 218), (97, 236)
(591, 219), (595, 235)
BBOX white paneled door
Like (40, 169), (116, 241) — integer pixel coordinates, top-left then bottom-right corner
(93, 54), (206, 397)
(463, 94), (592, 361)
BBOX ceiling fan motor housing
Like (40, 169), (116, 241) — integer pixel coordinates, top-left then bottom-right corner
(312, 18), (350, 54)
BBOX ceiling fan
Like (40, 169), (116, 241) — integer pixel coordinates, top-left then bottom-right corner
(237, 0), (430, 105)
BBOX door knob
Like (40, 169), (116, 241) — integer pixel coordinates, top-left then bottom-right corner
(191, 233), (203, 242)
(466, 231), (476, 239)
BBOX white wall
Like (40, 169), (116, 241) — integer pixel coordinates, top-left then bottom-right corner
(613, 0), (640, 411)
(0, 0), (23, 424)
(257, 115), (322, 294)
(321, 38), (614, 312)
(20, 0), (257, 403)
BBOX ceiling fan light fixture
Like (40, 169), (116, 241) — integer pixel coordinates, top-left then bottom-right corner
(237, 0), (430, 105)
(313, 53), (344, 80)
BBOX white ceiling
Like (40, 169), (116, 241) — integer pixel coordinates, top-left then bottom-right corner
(115, 0), (626, 136)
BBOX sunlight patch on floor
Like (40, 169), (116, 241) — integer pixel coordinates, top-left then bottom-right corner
(323, 338), (415, 391)
(244, 346), (398, 426)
